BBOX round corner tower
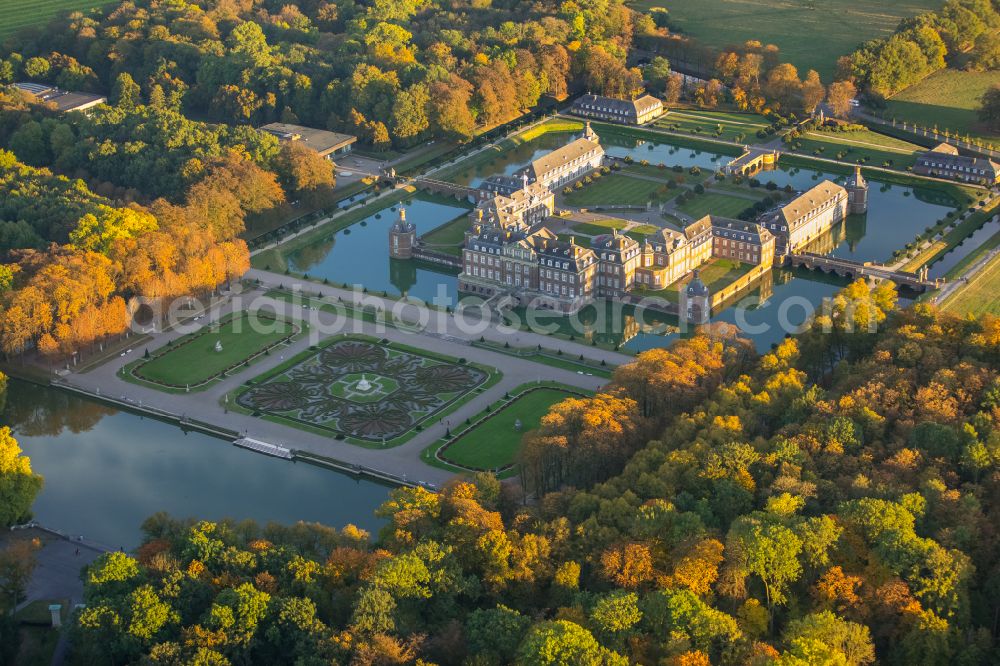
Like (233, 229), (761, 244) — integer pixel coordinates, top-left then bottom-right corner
(683, 270), (711, 326)
(846, 166), (869, 215)
(389, 207), (416, 259)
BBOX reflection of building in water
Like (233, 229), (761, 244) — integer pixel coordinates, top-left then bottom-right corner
(800, 220), (846, 256)
(755, 267), (775, 303)
(388, 255), (417, 295)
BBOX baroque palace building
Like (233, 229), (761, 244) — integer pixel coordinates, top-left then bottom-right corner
(401, 126), (847, 314)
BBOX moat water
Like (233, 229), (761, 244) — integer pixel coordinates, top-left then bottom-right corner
(278, 130), (955, 352)
(3, 379), (391, 549)
(283, 193), (469, 302)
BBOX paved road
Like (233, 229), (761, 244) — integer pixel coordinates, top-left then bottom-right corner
(3, 528), (108, 666)
(65, 279), (633, 486)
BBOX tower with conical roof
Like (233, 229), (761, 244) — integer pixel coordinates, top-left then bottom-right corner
(683, 269), (711, 325)
(584, 120), (599, 144)
(845, 166), (869, 215)
(388, 207), (416, 259)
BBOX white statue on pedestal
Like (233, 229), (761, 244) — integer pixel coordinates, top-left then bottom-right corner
(214, 340), (223, 352)
(356, 374), (373, 392)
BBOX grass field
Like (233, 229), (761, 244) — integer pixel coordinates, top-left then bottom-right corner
(678, 191), (759, 219)
(790, 131), (921, 169)
(655, 110), (772, 142)
(440, 386), (578, 470)
(416, 212), (470, 256)
(1, 0), (115, 38)
(628, 0), (940, 80)
(635, 258), (754, 302)
(562, 174), (664, 207)
(943, 252), (1000, 317)
(131, 312), (296, 388)
(571, 217), (661, 237)
(886, 69), (1000, 143)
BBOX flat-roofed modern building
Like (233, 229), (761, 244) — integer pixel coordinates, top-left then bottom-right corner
(259, 122), (357, 158)
(913, 142), (999, 186)
(571, 93), (665, 125)
(13, 82), (106, 114)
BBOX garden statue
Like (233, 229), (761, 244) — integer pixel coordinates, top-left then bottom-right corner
(215, 340), (223, 352)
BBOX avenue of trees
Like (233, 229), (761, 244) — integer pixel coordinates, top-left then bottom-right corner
(66, 281), (1000, 664)
(839, 0), (1000, 98)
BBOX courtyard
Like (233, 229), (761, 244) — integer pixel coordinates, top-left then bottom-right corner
(233, 336), (499, 445)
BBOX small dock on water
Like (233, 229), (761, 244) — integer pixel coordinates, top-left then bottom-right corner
(233, 437), (293, 459)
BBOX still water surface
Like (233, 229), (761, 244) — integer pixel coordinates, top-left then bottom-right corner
(4, 380), (390, 549)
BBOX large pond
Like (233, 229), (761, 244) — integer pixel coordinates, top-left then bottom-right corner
(4, 380), (391, 549)
(285, 194), (469, 303)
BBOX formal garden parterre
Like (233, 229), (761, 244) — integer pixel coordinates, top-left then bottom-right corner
(233, 336), (499, 445)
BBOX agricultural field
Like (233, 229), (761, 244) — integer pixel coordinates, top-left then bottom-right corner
(125, 312), (299, 390)
(628, 0), (940, 80)
(1, 0), (115, 38)
(440, 386), (579, 470)
(561, 174), (665, 207)
(885, 69), (1000, 143)
(678, 191), (760, 219)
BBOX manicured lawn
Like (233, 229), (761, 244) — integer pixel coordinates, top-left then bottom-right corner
(562, 174), (665, 207)
(628, 0), (940, 80)
(441, 387), (578, 469)
(886, 69), (1000, 144)
(512, 119), (584, 145)
(571, 218), (660, 237)
(1, 0), (114, 37)
(790, 131), (921, 169)
(678, 191), (760, 219)
(635, 258), (753, 302)
(130, 312), (297, 388)
(418, 211), (471, 250)
(943, 251), (1000, 317)
(655, 110), (771, 142)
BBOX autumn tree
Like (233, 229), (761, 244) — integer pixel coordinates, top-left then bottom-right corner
(0, 426), (43, 526)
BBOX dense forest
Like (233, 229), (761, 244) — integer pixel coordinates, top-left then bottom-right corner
(0, 82), (339, 359)
(45, 282), (1000, 665)
(0, 0), (648, 148)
